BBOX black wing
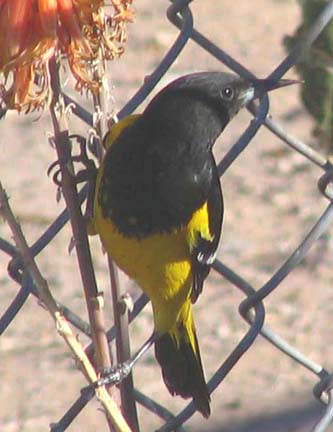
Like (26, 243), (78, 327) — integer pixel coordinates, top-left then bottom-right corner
(191, 166), (223, 303)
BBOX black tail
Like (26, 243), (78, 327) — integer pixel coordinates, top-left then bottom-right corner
(155, 327), (211, 418)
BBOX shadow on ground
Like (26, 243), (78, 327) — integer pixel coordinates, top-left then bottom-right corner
(206, 399), (324, 432)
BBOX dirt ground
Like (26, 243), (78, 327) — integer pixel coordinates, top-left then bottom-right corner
(1, 1), (333, 431)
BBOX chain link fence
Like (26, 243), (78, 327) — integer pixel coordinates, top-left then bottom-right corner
(1, 0), (333, 431)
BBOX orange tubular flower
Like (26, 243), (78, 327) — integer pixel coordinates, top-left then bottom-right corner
(0, 0), (133, 112)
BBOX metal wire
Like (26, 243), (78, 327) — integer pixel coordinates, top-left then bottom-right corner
(1, 0), (333, 431)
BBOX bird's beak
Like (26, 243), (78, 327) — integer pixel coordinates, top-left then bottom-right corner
(251, 77), (301, 99)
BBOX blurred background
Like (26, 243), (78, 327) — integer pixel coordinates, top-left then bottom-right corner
(1, 1), (333, 431)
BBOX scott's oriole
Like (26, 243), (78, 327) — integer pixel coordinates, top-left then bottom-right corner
(89, 72), (297, 417)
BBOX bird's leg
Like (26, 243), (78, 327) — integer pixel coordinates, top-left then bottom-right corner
(93, 333), (158, 388)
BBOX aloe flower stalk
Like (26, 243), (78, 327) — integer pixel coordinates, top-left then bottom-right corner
(0, 0), (134, 112)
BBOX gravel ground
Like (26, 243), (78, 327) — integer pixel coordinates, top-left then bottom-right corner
(1, 1), (333, 431)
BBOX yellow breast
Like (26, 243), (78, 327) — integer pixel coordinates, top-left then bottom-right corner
(93, 193), (192, 303)
(93, 197), (211, 332)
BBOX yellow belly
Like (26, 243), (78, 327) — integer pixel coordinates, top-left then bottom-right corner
(94, 201), (193, 330)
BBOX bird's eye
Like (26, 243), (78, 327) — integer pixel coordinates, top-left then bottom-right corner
(221, 86), (234, 100)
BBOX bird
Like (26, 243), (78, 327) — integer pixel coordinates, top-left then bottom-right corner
(89, 71), (297, 417)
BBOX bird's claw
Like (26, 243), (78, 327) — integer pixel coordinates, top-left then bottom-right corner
(94, 362), (132, 388)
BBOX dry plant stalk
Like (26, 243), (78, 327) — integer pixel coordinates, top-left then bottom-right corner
(0, 0), (136, 428)
(0, 182), (131, 432)
(48, 55), (123, 432)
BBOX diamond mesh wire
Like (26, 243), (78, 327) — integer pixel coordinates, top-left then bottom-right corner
(1, 1), (333, 431)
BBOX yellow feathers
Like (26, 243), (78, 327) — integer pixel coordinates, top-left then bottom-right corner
(103, 115), (141, 150)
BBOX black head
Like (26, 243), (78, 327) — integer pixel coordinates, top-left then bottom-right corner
(151, 72), (252, 121)
(142, 71), (298, 149)
(145, 71), (298, 125)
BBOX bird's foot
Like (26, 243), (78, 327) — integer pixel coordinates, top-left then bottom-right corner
(94, 362), (132, 388)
